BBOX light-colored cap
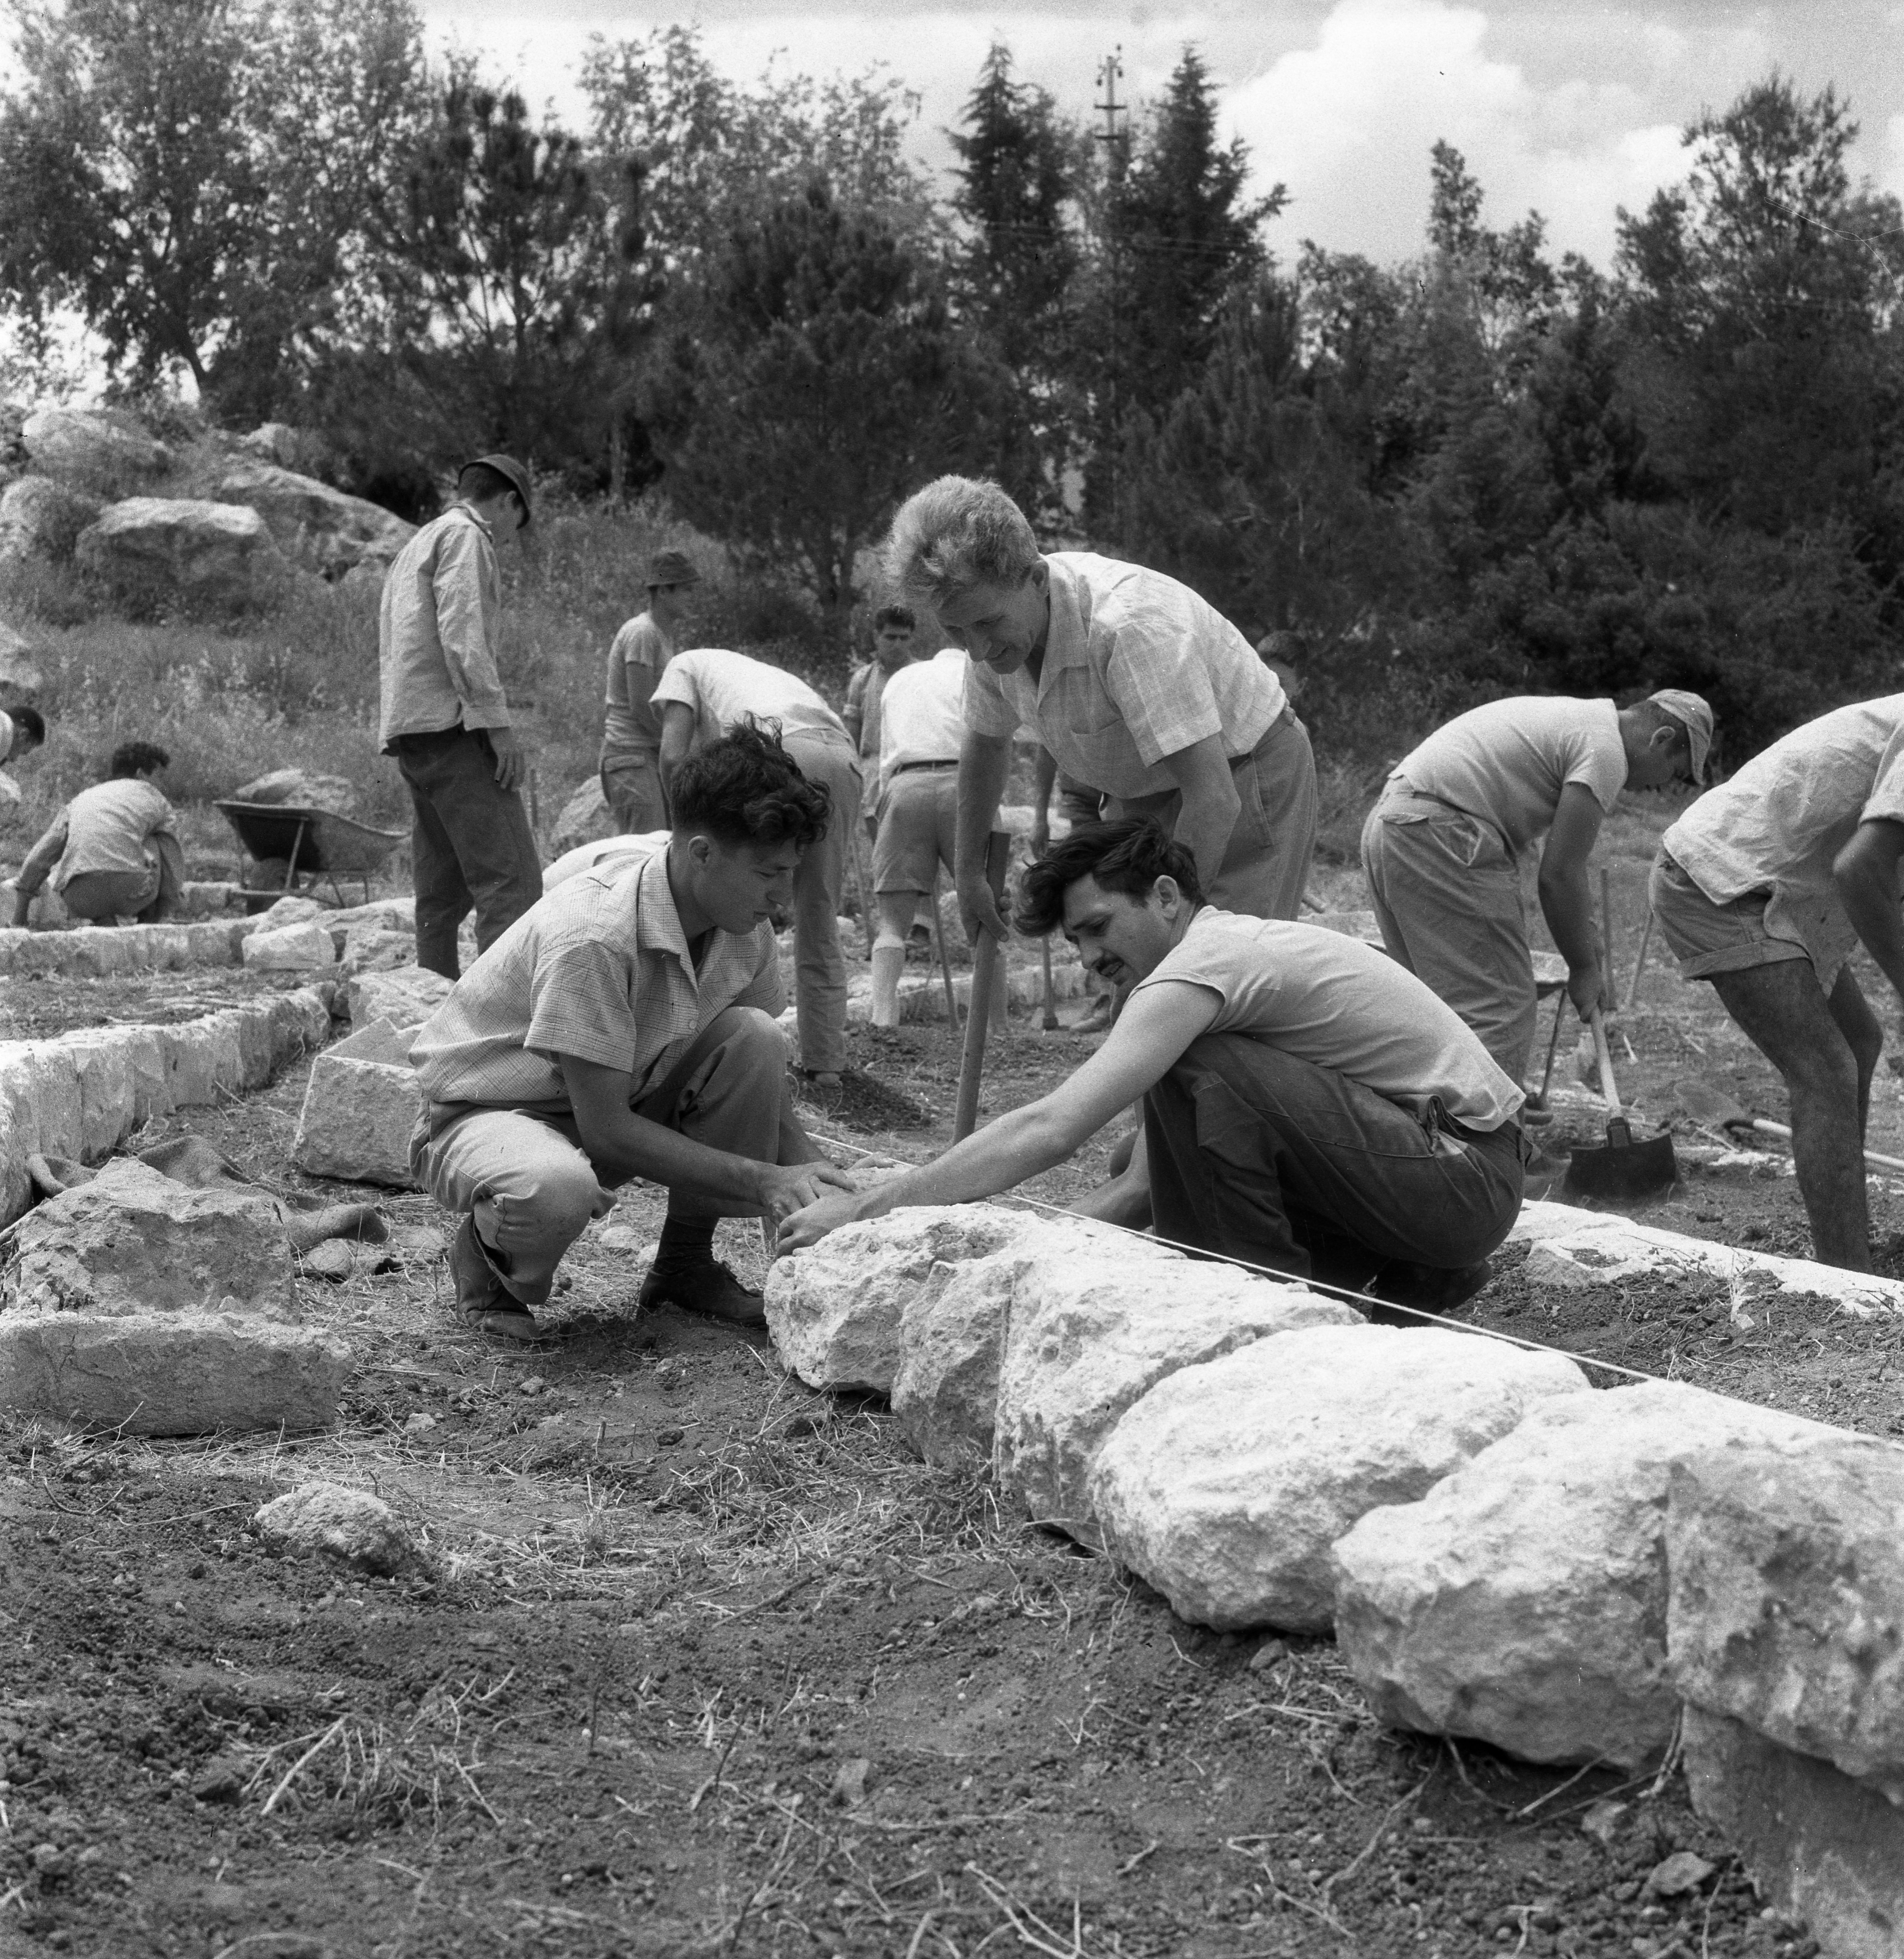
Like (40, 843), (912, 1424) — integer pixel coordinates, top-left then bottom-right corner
(1648, 688), (1713, 784)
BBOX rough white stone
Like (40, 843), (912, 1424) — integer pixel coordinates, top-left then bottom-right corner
(7, 1157), (297, 1318)
(1331, 1382), (1832, 1768)
(1666, 1436), (1904, 1803)
(346, 966), (451, 1030)
(551, 776), (619, 855)
(290, 1019), (420, 1188)
(62, 1030), (136, 1160)
(251, 894), (326, 927)
(765, 1206), (1041, 1392)
(231, 767), (359, 814)
(75, 498), (291, 612)
(342, 924), (412, 972)
(213, 458), (414, 580)
(1509, 1199), (1904, 1319)
(1090, 1326), (1592, 1633)
(242, 919), (336, 971)
(22, 407), (169, 476)
(0, 476), (101, 565)
(0, 1310), (351, 1436)
(995, 1256), (1360, 1545)
(328, 896), (414, 934)
(254, 1482), (414, 1573)
(891, 1219), (1184, 1467)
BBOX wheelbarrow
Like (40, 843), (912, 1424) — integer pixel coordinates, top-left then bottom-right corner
(215, 800), (404, 909)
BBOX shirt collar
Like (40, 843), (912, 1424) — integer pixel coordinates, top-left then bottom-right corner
(452, 503), (494, 540)
(1037, 555), (1090, 693)
(633, 848), (691, 965)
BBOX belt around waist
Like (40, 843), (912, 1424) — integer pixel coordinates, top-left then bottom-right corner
(891, 759), (958, 776)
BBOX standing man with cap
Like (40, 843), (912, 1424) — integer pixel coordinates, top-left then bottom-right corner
(883, 476), (1318, 947)
(601, 548), (697, 835)
(1650, 693), (1904, 1270)
(1361, 689), (1712, 1082)
(379, 455), (543, 980)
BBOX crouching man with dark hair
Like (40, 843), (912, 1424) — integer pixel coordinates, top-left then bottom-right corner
(410, 726), (857, 1341)
(781, 818), (1529, 1314)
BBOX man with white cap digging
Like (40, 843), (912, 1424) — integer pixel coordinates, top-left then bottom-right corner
(379, 454), (543, 978)
(1360, 689), (1713, 1083)
(1650, 692), (1904, 1271)
(600, 547), (697, 835)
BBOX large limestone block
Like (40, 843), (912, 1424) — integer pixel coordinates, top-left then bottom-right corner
(213, 459), (414, 580)
(995, 1257), (1360, 1545)
(290, 1019), (420, 1188)
(62, 1029), (136, 1160)
(183, 920), (248, 967)
(0, 1041), (82, 1169)
(75, 498), (291, 612)
(346, 966), (451, 1030)
(0, 476), (102, 565)
(1090, 1326), (1592, 1634)
(1666, 1437), (1904, 1803)
(1331, 1382), (1832, 1768)
(242, 918), (335, 970)
(329, 895), (414, 934)
(1684, 1707), (1904, 1959)
(6, 1157), (297, 1319)
(765, 1206), (1041, 1392)
(0, 1310), (350, 1436)
(22, 408), (168, 477)
(60, 928), (133, 978)
(231, 767), (360, 815)
(891, 1220), (1184, 1468)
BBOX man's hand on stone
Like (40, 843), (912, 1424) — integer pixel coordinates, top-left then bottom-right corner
(957, 878), (1009, 947)
(758, 1159), (856, 1228)
(776, 1187), (869, 1254)
(488, 725), (527, 793)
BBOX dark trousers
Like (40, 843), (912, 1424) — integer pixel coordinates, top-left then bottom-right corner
(1143, 1033), (1525, 1289)
(389, 727), (542, 979)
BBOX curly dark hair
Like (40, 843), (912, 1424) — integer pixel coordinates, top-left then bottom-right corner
(10, 706), (45, 747)
(672, 722), (832, 849)
(110, 741), (170, 779)
(872, 604), (916, 633)
(1014, 817), (1202, 936)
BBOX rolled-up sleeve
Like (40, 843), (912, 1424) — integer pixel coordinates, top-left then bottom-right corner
(960, 658), (1020, 739)
(432, 525), (510, 729)
(1101, 616), (1225, 768)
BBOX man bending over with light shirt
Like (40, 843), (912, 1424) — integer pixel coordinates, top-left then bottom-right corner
(780, 819), (1528, 1316)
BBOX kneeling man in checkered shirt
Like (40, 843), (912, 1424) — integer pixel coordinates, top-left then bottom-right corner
(408, 726), (855, 1340)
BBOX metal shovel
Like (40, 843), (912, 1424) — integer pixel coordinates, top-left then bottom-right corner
(1562, 1007), (1678, 1202)
(1673, 1078), (1904, 1177)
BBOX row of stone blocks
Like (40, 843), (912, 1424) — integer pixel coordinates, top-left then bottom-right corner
(765, 1205), (1904, 1957)
(0, 917), (252, 978)
(0, 986), (351, 1436)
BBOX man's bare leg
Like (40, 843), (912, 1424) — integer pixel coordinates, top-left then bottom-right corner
(1709, 960), (1871, 1269)
(1825, 965), (1884, 1145)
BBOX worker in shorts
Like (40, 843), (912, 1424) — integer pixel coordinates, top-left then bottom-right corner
(1361, 690), (1711, 1082)
(782, 819), (1526, 1316)
(654, 648), (861, 1089)
(1650, 693), (1904, 1270)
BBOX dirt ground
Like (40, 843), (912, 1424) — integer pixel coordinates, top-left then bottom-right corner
(1, 824), (1890, 1959)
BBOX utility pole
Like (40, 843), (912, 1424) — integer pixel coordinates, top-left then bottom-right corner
(1094, 47), (1128, 519)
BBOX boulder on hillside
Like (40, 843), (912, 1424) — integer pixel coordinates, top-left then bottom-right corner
(76, 498), (292, 613)
(1090, 1326), (1591, 1634)
(237, 423), (332, 474)
(0, 622), (44, 703)
(231, 769), (360, 815)
(213, 457), (414, 580)
(994, 1257), (1360, 1546)
(0, 475), (104, 563)
(1330, 1381), (1833, 1769)
(1666, 1436), (1904, 1803)
(891, 1218), (1184, 1468)
(22, 407), (169, 478)
(553, 776), (619, 855)
(764, 1206), (1040, 1392)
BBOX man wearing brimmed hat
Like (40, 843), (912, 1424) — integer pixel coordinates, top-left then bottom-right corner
(601, 547), (699, 835)
(1361, 687), (1713, 1082)
(379, 454), (542, 979)
(1651, 692), (1904, 1270)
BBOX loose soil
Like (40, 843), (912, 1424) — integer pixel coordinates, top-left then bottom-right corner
(2, 835), (1889, 1959)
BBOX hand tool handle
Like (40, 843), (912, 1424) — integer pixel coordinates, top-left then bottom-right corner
(1749, 1117), (1904, 1179)
(1625, 908), (1654, 1012)
(1536, 992), (1567, 1106)
(1039, 935), (1058, 1030)
(1587, 1007), (1623, 1119)
(953, 832), (1010, 1141)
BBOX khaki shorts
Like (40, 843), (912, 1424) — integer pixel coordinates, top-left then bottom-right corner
(1649, 848), (1856, 993)
(873, 765), (957, 894)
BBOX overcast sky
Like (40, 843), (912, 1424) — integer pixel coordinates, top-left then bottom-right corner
(418, 0), (1904, 267)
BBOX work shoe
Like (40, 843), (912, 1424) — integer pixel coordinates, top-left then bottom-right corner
(639, 1258), (766, 1328)
(1365, 1257), (1495, 1325)
(451, 1215), (546, 1344)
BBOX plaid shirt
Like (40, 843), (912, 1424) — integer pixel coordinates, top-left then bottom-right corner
(378, 506), (509, 747)
(410, 849), (784, 1113)
(961, 551), (1284, 798)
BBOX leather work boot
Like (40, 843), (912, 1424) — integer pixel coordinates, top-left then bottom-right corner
(1364, 1257), (1495, 1326)
(451, 1214), (546, 1343)
(638, 1258), (766, 1328)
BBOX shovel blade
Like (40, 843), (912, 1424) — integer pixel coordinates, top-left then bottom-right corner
(1562, 1130), (1679, 1202)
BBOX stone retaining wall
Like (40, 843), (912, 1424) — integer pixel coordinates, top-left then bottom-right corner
(769, 1202), (1904, 1955)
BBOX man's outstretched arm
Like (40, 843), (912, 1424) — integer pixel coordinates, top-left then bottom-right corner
(777, 979), (1220, 1249)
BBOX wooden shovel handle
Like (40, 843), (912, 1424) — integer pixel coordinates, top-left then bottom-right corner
(1587, 1007), (1623, 1119)
(952, 832), (1010, 1141)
